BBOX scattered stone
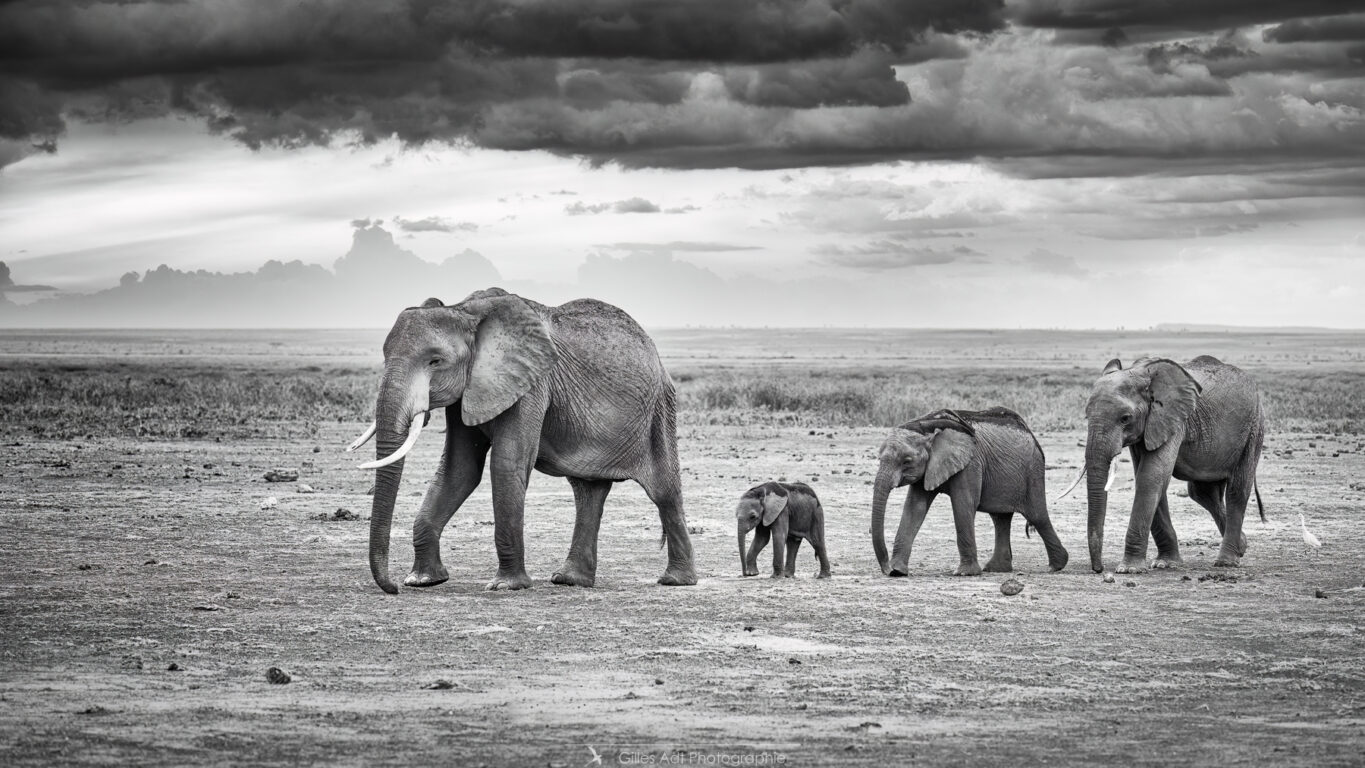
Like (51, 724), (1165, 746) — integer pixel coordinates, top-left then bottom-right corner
(1000, 578), (1025, 596)
(1102, 572), (1115, 584)
(76, 705), (111, 716)
(1124, 581), (1137, 588)
(1181, 575), (1192, 581)
(259, 497), (278, 510)
(143, 558), (158, 566)
(743, 626), (755, 632)
(264, 469), (299, 483)
(312, 446), (321, 453)
(1198, 573), (1239, 583)
(793, 702), (808, 710)
(296, 484), (316, 494)
(624, 691), (640, 700)
(422, 679), (456, 690)
(316, 507), (359, 521)
(167, 663), (181, 672)
(266, 667), (291, 684)
(192, 605), (220, 612)
(788, 657), (802, 665)
(654, 678), (664, 686)
(1315, 589), (1328, 599)
(687, 524), (704, 534)
(226, 592), (241, 599)
(77, 563), (94, 571)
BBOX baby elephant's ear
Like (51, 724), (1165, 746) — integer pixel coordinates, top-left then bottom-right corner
(925, 429), (975, 491)
(761, 486), (790, 526)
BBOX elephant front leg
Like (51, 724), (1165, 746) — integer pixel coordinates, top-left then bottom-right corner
(889, 488), (930, 577)
(1118, 441), (1181, 574)
(949, 492), (982, 576)
(744, 526), (771, 577)
(408, 423), (489, 587)
(982, 513), (1013, 573)
(552, 478), (613, 587)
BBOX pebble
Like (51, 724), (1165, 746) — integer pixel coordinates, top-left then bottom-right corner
(259, 497), (278, 510)
(296, 484), (316, 494)
(1102, 572), (1115, 584)
(1000, 578), (1025, 596)
(264, 469), (299, 483)
(266, 667), (291, 684)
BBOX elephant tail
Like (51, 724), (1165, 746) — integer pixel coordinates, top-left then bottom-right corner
(1024, 521), (1033, 539)
(1254, 482), (1265, 522)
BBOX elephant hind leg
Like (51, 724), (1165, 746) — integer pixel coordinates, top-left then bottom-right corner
(982, 513), (1013, 573)
(552, 478), (612, 587)
(638, 401), (696, 586)
(1216, 478), (1253, 567)
(1022, 479), (1067, 572)
(1150, 492), (1183, 568)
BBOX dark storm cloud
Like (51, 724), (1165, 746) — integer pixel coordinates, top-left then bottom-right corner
(1009, 0), (1364, 35)
(1265, 14), (1365, 43)
(1, 1), (1364, 175)
(0, 261), (56, 293)
(812, 241), (985, 271)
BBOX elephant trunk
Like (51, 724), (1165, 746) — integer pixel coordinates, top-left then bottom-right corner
(737, 529), (748, 573)
(1085, 428), (1116, 573)
(367, 368), (429, 594)
(871, 464), (897, 575)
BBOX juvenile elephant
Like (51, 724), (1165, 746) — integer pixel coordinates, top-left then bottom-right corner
(871, 408), (1068, 576)
(1058, 356), (1264, 573)
(348, 288), (696, 593)
(735, 482), (831, 579)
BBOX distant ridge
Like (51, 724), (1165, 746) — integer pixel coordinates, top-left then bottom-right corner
(1153, 323), (1356, 334)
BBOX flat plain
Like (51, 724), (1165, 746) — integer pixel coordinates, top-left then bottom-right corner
(2, 327), (1363, 766)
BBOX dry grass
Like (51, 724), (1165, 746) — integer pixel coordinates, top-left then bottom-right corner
(3, 360), (1362, 440)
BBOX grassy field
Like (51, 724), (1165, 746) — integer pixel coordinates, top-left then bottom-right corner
(4, 334), (1364, 439)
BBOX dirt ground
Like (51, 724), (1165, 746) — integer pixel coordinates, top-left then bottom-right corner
(2, 410), (1364, 766)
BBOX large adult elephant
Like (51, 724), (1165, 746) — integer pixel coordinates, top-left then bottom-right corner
(348, 288), (696, 594)
(1058, 356), (1264, 574)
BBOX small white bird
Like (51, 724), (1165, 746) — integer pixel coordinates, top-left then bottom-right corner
(1300, 513), (1322, 548)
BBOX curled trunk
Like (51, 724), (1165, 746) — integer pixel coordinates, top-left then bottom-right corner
(870, 465), (897, 575)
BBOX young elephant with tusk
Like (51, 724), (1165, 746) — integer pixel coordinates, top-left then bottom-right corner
(346, 287), (696, 595)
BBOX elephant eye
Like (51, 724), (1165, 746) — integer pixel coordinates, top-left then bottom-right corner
(1119, 414), (1132, 424)
(428, 358), (441, 367)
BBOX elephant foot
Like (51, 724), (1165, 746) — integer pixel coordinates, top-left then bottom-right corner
(1151, 553), (1184, 570)
(815, 570), (831, 580)
(982, 558), (1013, 573)
(1235, 534), (1248, 557)
(887, 556), (910, 577)
(1213, 553), (1241, 568)
(657, 564), (697, 586)
(550, 561), (596, 588)
(403, 563), (450, 588)
(485, 570), (533, 591)
(741, 567), (760, 577)
(953, 563), (983, 577)
(1048, 549), (1069, 572)
(1115, 557), (1148, 574)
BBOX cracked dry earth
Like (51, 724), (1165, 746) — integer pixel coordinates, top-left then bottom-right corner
(2, 417), (1364, 766)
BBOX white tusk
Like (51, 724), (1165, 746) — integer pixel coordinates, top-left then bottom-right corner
(1054, 466), (1087, 503)
(345, 422), (377, 452)
(1105, 457), (1119, 492)
(358, 414), (426, 470)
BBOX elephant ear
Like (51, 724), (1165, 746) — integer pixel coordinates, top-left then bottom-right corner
(460, 294), (557, 426)
(760, 485), (790, 526)
(420, 297), (444, 308)
(924, 428), (975, 491)
(1102, 358), (1123, 375)
(1142, 359), (1201, 451)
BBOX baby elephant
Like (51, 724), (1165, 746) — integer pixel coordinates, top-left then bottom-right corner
(736, 482), (831, 579)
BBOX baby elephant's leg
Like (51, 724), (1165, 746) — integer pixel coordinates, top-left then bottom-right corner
(811, 524), (831, 579)
(782, 535), (801, 578)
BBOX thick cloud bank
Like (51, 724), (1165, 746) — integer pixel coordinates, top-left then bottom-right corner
(1, 0), (1362, 173)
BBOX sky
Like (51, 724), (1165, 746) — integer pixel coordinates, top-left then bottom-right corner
(1, 0), (1363, 328)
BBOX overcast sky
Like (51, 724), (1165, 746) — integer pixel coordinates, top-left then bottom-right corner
(1, 0), (1363, 328)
